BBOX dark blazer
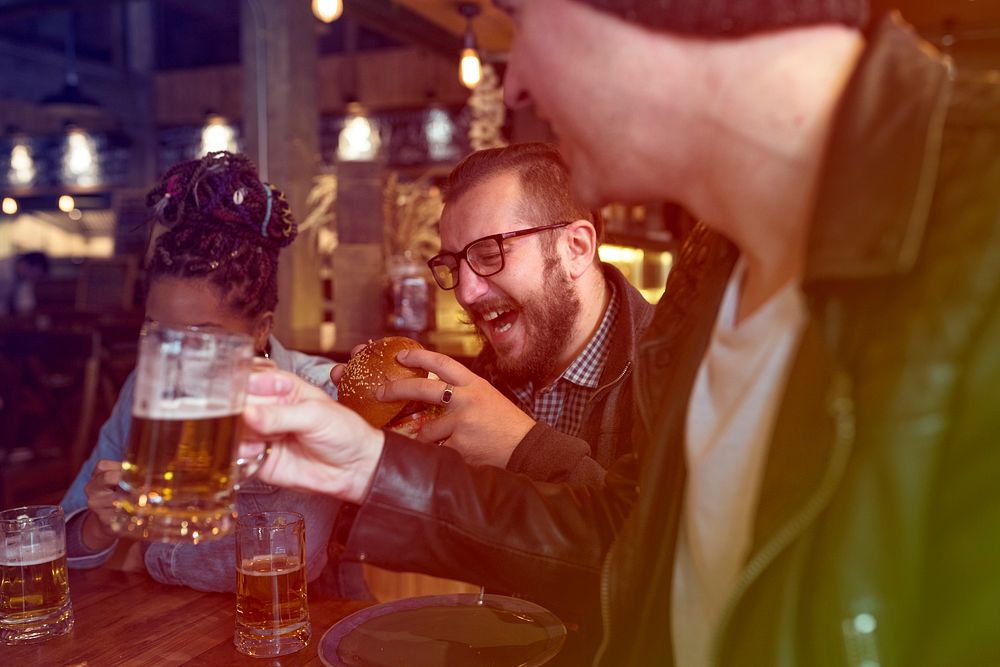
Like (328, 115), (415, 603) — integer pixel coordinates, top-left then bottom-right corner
(472, 262), (655, 485)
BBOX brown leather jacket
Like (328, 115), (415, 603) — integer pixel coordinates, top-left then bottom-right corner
(341, 14), (1000, 666)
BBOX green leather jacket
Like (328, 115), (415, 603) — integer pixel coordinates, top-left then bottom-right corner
(602, 14), (1000, 666)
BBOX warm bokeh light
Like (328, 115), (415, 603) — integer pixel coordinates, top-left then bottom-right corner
(312, 0), (343, 23)
(337, 112), (380, 161)
(58, 195), (75, 213)
(9, 143), (35, 186)
(200, 114), (238, 156)
(68, 208), (83, 221)
(2, 196), (17, 215)
(63, 127), (99, 186)
(460, 48), (482, 89)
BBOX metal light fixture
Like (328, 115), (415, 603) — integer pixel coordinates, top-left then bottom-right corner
(458, 3), (482, 89)
(312, 0), (344, 23)
(40, 12), (103, 121)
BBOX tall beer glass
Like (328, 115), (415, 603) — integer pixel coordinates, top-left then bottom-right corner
(234, 511), (311, 657)
(0, 505), (74, 644)
(111, 323), (262, 543)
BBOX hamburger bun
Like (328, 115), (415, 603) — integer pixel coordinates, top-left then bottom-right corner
(338, 336), (427, 428)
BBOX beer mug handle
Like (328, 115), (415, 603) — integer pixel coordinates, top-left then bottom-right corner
(235, 356), (279, 487)
(234, 442), (270, 488)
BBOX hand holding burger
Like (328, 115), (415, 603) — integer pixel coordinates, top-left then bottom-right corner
(334, 340), (536, 467)
(336, 336), (432, 429)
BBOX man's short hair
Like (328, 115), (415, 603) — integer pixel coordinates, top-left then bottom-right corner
(443, 143), (604, 244)
(574, 0), (868, 37)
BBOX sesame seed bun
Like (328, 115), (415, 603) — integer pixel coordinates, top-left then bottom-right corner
(338, 336), (427, 428)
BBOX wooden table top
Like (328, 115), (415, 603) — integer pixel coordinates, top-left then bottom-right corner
(4, 567), (373, 666)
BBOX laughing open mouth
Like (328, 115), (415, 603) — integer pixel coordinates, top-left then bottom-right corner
(482, 308), (518, 334)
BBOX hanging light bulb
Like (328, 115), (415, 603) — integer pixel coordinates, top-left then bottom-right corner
(58, 194), (76, 213)
(457, 3), (482, 89)
(312, 0), (343, 23)
(337, 101), (380, 161)
(2, 197), (17, 215)
(460, 47), (482, 89)
(200, 111), (238, 156)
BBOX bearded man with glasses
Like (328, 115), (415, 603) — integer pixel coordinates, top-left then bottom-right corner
(336, 142), (655, 484)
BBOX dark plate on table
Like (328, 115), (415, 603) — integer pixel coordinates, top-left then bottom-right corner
(319, 593), (566, 667)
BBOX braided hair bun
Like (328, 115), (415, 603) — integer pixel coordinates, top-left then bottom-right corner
(145, 151), (297, 320)
(146, 151), (296, 250)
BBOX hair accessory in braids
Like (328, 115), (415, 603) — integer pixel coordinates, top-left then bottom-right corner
(260, 182), (273, 240)
(145, 151), (298, 321)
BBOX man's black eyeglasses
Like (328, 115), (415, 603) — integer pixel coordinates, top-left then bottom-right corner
(427, 221), (572, 290)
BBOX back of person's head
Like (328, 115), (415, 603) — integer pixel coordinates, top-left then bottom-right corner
(573, 0), (867, 36)
(16, 251), (50, 278)
(144, 151), (296, 321)
(443, 142), (604, 245)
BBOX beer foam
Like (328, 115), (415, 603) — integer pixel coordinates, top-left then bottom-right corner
(134, 397), (240, 420)
(1, 532), (65, 567)
(238, 555), (304, 576)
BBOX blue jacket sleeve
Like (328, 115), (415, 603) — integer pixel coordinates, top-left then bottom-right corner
(61, 371), (137, 569)
(143, 483), (341, 592)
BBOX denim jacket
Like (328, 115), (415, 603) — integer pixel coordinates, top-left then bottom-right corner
(60, 337), (344, 593)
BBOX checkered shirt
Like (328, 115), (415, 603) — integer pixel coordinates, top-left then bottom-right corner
(510, 283), (620, 437)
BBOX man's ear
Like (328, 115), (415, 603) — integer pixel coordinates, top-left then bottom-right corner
(254, 311), (274, 354)
(562, 219), (598, 279)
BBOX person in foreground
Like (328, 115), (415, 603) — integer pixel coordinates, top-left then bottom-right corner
(336, 143), (654, 484)
(60, 152), (357, 595)
(245, 0), (1000, 664)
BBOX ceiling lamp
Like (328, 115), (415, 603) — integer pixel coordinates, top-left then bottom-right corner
(458, 3), (482, 89)
(312, 0), (344, 23)
(40, 12), (103, 121)
(200, 111), (238, 156)
(337, 101), (380, 161)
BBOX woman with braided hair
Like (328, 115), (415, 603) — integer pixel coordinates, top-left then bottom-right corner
(59, 152), (364, 596)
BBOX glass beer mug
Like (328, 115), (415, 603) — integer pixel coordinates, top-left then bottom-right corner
(234, 511), (311, 657)
(111, 323), (265, 543)
(0, 505), (74, 644)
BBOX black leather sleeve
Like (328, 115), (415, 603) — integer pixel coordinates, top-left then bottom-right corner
(342, 431), (639, 621)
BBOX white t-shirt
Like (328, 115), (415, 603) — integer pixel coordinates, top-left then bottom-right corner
(671, 260), (808, 667)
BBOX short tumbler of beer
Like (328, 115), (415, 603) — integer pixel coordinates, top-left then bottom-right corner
(1, 505), (74, 644)
(112, 323), (261, 543)
(234, 511), (311, 657)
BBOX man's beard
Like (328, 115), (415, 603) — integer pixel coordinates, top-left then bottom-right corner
(484, 258), (581, 386)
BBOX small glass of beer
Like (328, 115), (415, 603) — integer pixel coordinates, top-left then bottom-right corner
(111, 323), (264, 543)
(234, 511), (311, 657)
(0, 505), (74, 644)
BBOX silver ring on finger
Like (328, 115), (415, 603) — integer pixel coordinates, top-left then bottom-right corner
(441, 383), (455, 405)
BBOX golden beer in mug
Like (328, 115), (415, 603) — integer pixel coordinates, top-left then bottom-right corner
(112, 323), (264, 543)
(1, 506), (74, 644)
(234, 512), (311, 657)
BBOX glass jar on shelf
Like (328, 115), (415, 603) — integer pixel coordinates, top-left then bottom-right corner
(384, 252), (435, 342)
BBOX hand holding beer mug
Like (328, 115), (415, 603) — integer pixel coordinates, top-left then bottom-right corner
(234, 511), (311, 657)
(1, 505), (74, 644)
(111, 323), (265, 543)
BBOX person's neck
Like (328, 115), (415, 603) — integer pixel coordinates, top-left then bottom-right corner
(540, 271), (611, 387)
(683, 27), (864, 324)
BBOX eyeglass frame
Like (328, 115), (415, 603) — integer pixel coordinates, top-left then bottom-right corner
(426, 220), (573, 290)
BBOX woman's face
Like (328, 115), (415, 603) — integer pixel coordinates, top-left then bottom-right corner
(145, 277), (270, 351)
